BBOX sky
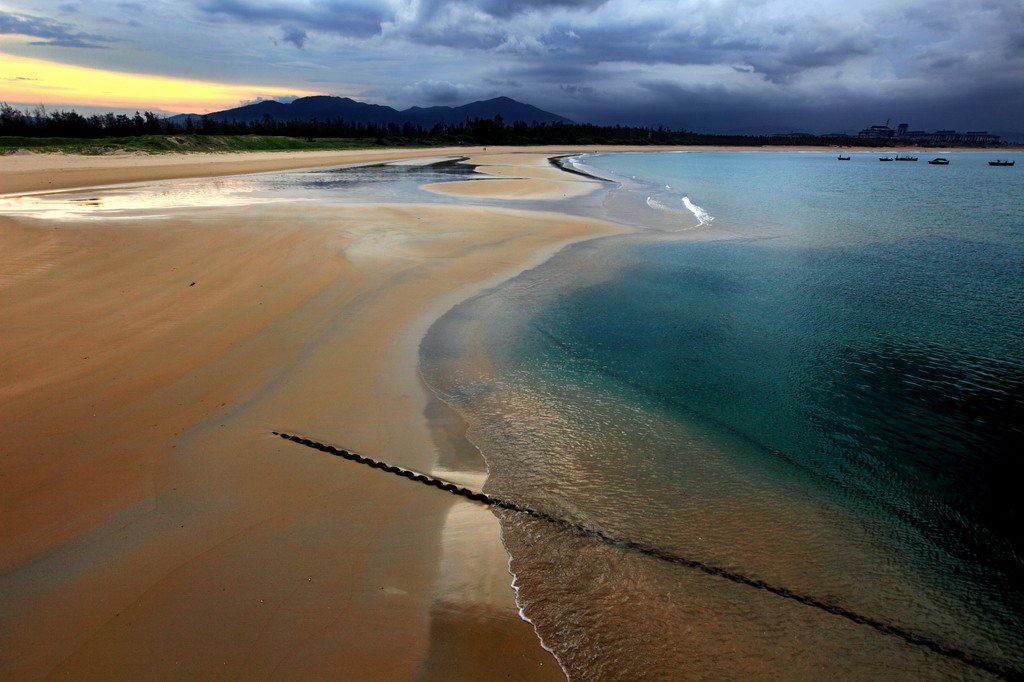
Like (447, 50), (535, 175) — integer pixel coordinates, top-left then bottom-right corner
(2, 0), (1022, 134)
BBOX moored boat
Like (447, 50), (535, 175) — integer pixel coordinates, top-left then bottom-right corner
(895, 156), (918, 161)
(879, 157), (894, 161)
(928, 158), (950, 165)
(989, 160), (1015, 166)
(837, 156), (851, 160)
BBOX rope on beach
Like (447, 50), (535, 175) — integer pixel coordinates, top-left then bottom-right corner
(272, 430), (1022, 681)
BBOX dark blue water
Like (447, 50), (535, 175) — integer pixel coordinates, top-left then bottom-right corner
(422, 151), (1024, 679)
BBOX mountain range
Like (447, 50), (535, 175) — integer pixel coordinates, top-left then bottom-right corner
(168, 95), (572, 128)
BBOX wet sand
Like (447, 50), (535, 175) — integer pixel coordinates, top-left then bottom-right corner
(0, 148), (627, 679)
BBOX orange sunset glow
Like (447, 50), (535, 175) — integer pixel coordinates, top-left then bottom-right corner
(0, 52), (319, 113)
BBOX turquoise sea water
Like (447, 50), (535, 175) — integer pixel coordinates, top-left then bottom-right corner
(421, 151), (1024, 679)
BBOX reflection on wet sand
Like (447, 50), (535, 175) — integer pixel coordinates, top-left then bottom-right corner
(0, 179), (297, 220)
(417, 494), (564, 681)
(0, 158), (480, 221)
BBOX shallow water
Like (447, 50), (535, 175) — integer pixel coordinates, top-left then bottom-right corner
(421, 151), (1024, 679)
(0, 157), (480, 219)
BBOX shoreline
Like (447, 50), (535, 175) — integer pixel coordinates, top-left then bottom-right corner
(0, 147), (626, 679)
(0, 144), (997, 196)
(415, 150), (1024, 679)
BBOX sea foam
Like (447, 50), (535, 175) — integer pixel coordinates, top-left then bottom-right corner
(682, 196), (714, 226)
(646, 195), (715, 229)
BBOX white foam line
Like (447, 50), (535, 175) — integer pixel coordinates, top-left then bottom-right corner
(682, 196), (715, 227)
(505, 534), (571, 681)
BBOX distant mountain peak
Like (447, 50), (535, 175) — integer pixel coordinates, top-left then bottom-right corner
(169, 95), (571, 127)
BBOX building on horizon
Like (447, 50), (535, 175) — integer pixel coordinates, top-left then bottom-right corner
(858, 122), (999, 144)
(858, 124), (895, 138)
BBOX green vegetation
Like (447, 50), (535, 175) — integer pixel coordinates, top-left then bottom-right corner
(0, 103), (751, 151)
(2, 103), (1011, 154)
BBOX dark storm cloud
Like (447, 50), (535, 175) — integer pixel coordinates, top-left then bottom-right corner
(559, 83), (594, 95)
(497, 61), (605, 84)
(483, 76), (523, 88)
(1006, 31), (1024, 57)
(11, 0), (1021, 134)
(532, 16), (879, 83)
(415, 0), (609, 20)
(923, 54), (968, 71)
(396, 0), (610, 51)
(551, 81), (825, 131)
(401, 13), (510, 50)
(281, 24), (307, 47)
(743, 34), (878, 83)
(552, 66), (1023, 134)
(372, 78), (499, 106)
(183, 0), (1012, 106)
(403, 79), (464, 103)
(392, 4), (879, 91)
(197, 0), (393, 38)
(191, 0), (609, 49)
(480, 0), (609, 17)
(535, 20), (693, 64)
(0, 10), (113, 47)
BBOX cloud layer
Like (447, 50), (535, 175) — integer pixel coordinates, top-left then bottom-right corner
(1, 9), (113, 47)
(2, 0), (1022, 131)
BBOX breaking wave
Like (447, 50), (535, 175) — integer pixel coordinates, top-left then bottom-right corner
(682, 196), (714, 226)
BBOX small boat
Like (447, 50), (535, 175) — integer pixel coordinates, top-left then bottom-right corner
(837, 155), (851, 160)
(928, 158), (950, 165)
(879, 157), (894, 161)
(989, 160), (1015, 166)
(895, 156), (918, 161)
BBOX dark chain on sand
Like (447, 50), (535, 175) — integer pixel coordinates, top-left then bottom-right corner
(272, 430), (1022, 681)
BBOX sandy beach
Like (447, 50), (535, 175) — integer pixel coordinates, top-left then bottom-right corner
(0, 146), (632, 680)
(1, 143), (1005, 679)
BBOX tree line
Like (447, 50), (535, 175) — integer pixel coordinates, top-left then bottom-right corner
(0, 102), (757, 145)
(2, 105), (164, 137)
(1, 103), (992, 148)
